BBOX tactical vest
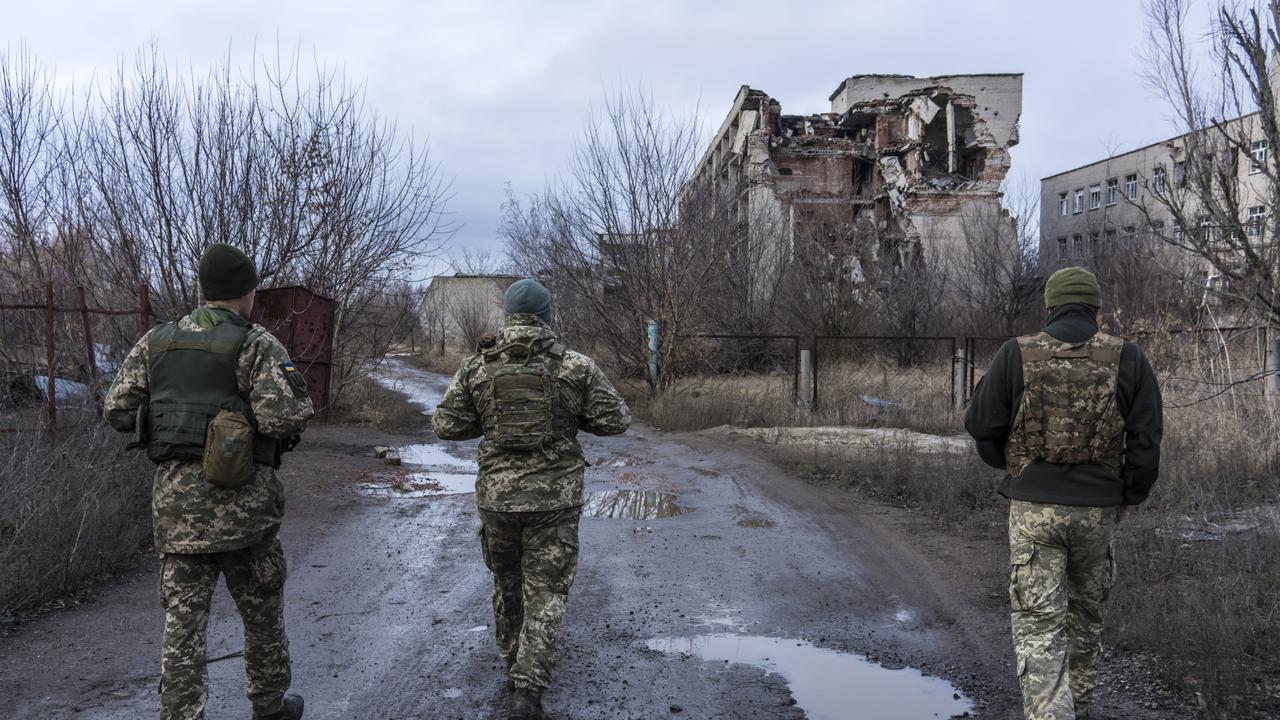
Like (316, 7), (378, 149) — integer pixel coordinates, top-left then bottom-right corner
(1005, 331), (1126, 478)
(478, 337), (577, 451)
(145, 315), (278, 467)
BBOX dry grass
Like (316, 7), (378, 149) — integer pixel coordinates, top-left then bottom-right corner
(411, 349), (467, 376)
(0, 416), (152, 615)
(643, 360), (961, 435)
(328, 375), (427, 432)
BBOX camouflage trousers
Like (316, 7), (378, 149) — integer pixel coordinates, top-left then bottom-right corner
(479, 506), (581, 690)
(158, 535), (291, 720)
(1009, 500), (1119, 720)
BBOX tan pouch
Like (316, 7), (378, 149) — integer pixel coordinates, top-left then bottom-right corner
(203, 410), (257, 488)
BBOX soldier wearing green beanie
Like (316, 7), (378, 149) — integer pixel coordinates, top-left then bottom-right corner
(104, 243), (311, 720)
(965, 265), (1163, 720)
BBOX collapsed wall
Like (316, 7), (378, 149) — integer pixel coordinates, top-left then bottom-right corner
(688, 73), (1023, 290)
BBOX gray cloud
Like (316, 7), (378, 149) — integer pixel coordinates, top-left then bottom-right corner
(8, 0), (1178, 275)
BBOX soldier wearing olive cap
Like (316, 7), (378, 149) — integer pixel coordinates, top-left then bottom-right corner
(965, 267), (1163, 720)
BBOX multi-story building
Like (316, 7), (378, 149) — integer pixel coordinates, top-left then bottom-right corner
(1039, 113), (1271, 299)
(684, 73), (1024, 295)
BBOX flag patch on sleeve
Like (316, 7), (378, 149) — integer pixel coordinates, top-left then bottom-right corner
(280, 361), (308, 395)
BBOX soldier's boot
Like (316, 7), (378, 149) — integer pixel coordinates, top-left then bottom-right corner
(251, 694), (304, 720)
(508, 687), (544, 720)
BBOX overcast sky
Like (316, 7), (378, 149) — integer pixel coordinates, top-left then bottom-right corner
(8, 0), (1204, 278)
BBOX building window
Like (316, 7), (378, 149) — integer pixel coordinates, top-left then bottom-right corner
(1123, 225), (1136, 237)
(1058, 193), (1068, 217)
(1073, 189), (1085, 214)
(1173, 160), (1187, 187)
(1089, 231), (1100, 255)
(1057, 237), (1068, 260)
(1125, 174), (1138, 199)
(1071, 234), (1084, 258)
(1104, 228), (1117, 255)
(1251, 140), (1268, 174)
(1153, 166), (1167, 193)
(1089, 185), (1102, 210)
(1247, 205), (1265, 237)
(1106, 178), (1118, 205)
(1173, 223), (1184, 242)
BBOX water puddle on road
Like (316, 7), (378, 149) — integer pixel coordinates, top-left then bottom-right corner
(646, 634), (972, 719)
(584, 490), (693, 520)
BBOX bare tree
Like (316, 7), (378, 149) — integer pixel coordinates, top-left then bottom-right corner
(1139, 0), (1280, 325)
(951, 177), (1042, 337)
(501, 87), (722, 386)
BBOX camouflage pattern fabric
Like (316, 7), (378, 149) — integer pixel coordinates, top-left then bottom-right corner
(158, 535), (290, 720)
(1006, 331), (1126, 478)
(433, 313), (632, 512)
(1009, 500), (1119, 720)
(104, 305), (314, 554)
(479, 507), (581, 690)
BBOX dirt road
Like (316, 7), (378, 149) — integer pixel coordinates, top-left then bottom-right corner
(0, 361), (1178, 719)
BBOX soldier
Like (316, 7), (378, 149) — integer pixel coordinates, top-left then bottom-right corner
(433, 278), (631, 720)
(104, 244), (314, 720)
(965, 267), (1163, 720)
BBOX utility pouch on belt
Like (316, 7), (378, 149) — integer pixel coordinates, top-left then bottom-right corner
(127, 402), (149, 451)
(203, 409), (257, 488)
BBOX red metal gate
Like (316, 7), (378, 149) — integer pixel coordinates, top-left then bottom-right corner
(251, 286), (335, 416)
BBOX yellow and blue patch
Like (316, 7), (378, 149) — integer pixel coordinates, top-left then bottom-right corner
(280, 361), (308, 395)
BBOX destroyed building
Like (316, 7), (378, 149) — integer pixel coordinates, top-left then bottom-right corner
(685, 73), (1023, 292)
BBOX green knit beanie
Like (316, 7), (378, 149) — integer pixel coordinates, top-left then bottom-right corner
(198, 244), (258, 301)
(1044, 266), (1101, 309)
(503, 278), (552, 324)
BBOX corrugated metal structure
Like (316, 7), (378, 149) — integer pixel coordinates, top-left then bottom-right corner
(251, 286), (335, 416)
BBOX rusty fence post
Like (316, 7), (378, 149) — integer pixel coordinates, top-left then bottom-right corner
(45, 281), (56, 434)
(138, 284), (151, 338)
(78, 286), (102, 414)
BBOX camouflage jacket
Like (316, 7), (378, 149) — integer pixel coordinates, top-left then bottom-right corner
(104, 306), (315, 554)
(433, 314), (632, 512)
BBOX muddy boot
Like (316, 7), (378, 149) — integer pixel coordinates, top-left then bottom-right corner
(508, 687), (544, 720)
(252, 694), (304, 720)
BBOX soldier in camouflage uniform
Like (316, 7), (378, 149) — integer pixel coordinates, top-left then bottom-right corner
(433, 278), (631, 720)
(966, 267), (1163, 720)
(104, 244), (313, 720)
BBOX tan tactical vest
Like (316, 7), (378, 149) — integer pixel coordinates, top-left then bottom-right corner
(1005, 331), (1126, 477)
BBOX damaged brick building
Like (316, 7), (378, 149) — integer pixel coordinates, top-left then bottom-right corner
(686, 73), (1023, 293)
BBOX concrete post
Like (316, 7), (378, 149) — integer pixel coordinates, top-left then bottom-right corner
(1267, 337), (1280, 397)
(953, 347), (968, 410)
(798, 349), (814, 410)
(945, 100), (957, 174)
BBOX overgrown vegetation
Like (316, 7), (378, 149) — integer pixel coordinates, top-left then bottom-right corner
(327, 374), (428, 433)
(0, 418), (151, 616)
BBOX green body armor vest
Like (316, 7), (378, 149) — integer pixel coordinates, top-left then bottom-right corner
(479, 338), (578, 451)
(1005, 331), (1126, 478)
(145, 315), (278, 467)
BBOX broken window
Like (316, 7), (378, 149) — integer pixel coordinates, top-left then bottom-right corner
(1173, 161), (1186, 187)
(1071, 234), (1083, 258)
(1152, 166), (1167, 194)
(1125, 174), (1138, 200)
(1089, 185), (1101, 210)
(1058, 193), (1068, 217)
(1057, 237), (1068, 260)
(921, 99), (978, 178)
(1106, 179), (1118, 205)
(1073, 189), (1085, 214)
(852, 160), (872, 198)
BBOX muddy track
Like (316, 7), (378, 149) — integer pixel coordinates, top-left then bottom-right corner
(0, 362), (1188, 719)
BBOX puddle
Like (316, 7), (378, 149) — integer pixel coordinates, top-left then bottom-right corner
(357, 472), (477, 498)
(400, 443), (476, 470)
(646, 634), (972, 719)
(584, 490), (693, 520)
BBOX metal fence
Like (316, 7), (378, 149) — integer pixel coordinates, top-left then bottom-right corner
(671, 334), (801, 401)
(812, 335), (960, 423)
(0, 283), (151, 432)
